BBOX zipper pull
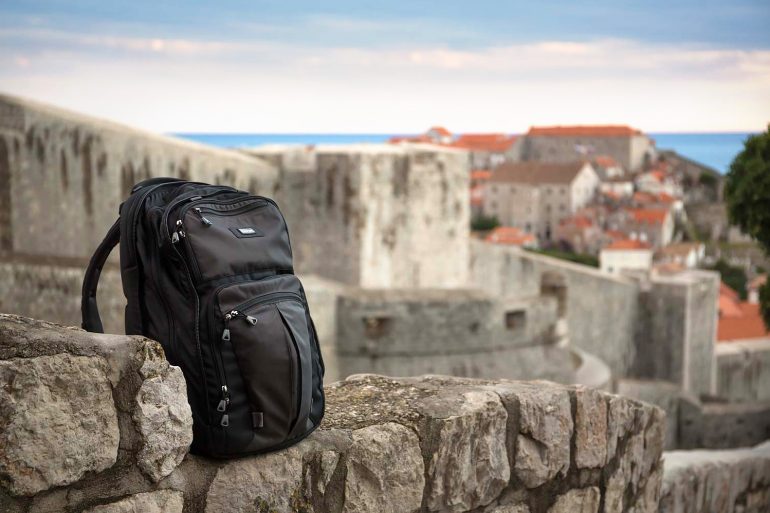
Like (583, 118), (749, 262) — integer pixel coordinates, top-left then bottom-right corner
(172, 220), (186, 243)
(222, 310), (239, 341)
(193, 207), (212, 226)
(216, 385), (230, 412)
(245, 315), (258, 326)
(220, 414), (230, 427)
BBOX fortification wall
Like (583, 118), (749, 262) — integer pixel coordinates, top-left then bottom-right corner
(470, 242), (719, 396)
(0, 314), (665, 513)
(716, 339), (770, 403)
(0, 94), (278, 262)
(660, 442), (770, 513)
(679, 397), (770, 450)
(470, 241), (641, 377)
(246, 144), (471, 289)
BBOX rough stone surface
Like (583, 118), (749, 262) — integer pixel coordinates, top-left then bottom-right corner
(573, 386), (608, 468)
(508, 383), (573, 488)
(548, 487), (600, 513)
(83, 489), (184, 513)
(421, 389), (510, 512)
(0, 353), (119, 496)
(659, 441), (770, 513)
(133, 348), (193, 482)
(343, 422), (424, 513)
(204, 445), (306, 513)
(0, 315), (669, 513)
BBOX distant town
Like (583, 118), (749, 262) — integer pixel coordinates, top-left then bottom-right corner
(390, 124), (768, 345)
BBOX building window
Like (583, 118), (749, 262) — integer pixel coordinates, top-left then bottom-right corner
(559, 204), (565, 212)
(546, 205), (552, 213)
(505, 310), (526, 331)
(546, 187), (552, 194)
(491, 186), (497, 193)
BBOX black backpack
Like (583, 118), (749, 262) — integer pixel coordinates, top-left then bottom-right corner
(81, 177), (324, 458)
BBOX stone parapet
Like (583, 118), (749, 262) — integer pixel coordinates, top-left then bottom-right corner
(0, 315), (665, 513)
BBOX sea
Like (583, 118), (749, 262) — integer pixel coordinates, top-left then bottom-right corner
(174, 132), (756, 174)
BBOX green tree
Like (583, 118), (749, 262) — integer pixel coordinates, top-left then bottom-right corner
(724, 126), (770, 327)
(471, 215), (500, 232)
(707, 259), (747, 299)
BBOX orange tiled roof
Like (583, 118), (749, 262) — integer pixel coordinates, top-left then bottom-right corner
(528, 125), (643, 137)
(485, 226), (536, 246)
(453, 133), (517, 152)
(720, 282), (740, 302)
(489, 161), (588, 185)
(388, 134), (432, 144)
(605, 229), (626, 241)
(718, 302), (770, 342)
(594, 155), (619, 167)
(428, 126), (452, 137)
(471, 169), (492, 181)
(561, 215), (593, 228)
(627, 208), (669, 225)
(604, 239), (652, 250)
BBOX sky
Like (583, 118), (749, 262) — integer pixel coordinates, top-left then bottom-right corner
(1, 1), (769, 133)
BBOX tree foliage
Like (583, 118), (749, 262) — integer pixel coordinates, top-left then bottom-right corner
(724, 126), (770, 327)
(471, 215), (500, 232)
(707, 259), (747, 299)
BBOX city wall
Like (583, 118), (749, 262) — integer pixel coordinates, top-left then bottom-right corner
(715, 339), (770, 403)
(660, 442), (770, 513)
(1, 314), (665, 513)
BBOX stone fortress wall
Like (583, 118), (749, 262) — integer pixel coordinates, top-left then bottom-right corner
(1, 95), (769, 511)
(1, 315), (666, 513)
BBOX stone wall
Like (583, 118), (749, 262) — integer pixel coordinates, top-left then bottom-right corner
(470, 242), (720, 397)
(659, 441), (770, 513)
(0, 314), (665, 513)
(470, 241), (641, 378)
(716, 339), (770, 403)
(246, 144), (470, 289)
(679, 397), (770, 450)
(0, 94), (278, 262)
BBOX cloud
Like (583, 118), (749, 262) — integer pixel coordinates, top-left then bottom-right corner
(0, 27), (768, 132)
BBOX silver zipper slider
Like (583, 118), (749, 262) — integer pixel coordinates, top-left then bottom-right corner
(193, 207), (212, 226)
(172, 219), (186, 243)
(245, 315), (258, 325)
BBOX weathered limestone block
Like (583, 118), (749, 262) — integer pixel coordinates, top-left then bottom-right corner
(343, 422), (424, 513)
(83, 489), (184, 513)
(659, 441), (770, 513)
(606, 394), (635, 463)
(420, 389), (510, 512)
(0, 353), (119, 496)
(502, 383), (573, 488)
(485, 503), (531, 513)
(204, 444), (307, 513)
(572, 386), (608, 468)
(0, 314), (193, 499)
(133, 348), (193, 482)
(548, 487), (600, 513)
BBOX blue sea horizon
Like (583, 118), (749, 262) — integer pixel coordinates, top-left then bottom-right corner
(174, 131), (756, 174)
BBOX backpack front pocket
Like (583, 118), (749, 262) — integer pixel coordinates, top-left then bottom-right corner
(213, 275), (314, 448)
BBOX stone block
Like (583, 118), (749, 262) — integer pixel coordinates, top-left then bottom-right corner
(0, 353), (119, 496)
(495, 382), (572, 488)
(83, 489), (184, 513)
(572, 386), (608, 468)
(343, 422), (424, 513)
(419, 389), (510, 512)
(548, 487), (600, 513)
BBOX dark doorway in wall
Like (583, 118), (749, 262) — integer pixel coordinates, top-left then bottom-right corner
(505, 310), (526, 331)
(540, 271), (568, 317)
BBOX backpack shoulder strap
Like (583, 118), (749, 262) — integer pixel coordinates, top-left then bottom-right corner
(81, 218), (120, 333)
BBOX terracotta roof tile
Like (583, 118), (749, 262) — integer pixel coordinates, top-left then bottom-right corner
(528, 125), (643, 137)
(718, 302), (770, 342)
(428, 126), (452, 136)
(627, 208), (669, 225)
(603, 239), (652, 250)
(489, 161), (589, 185)
(485, 226), (536, 246)
(453, 134), (517, 152)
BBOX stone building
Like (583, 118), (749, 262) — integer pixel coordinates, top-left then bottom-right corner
(600, 239), (654, 275)
(483, 161), (599, 242)
(514, 125), (655, 172)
